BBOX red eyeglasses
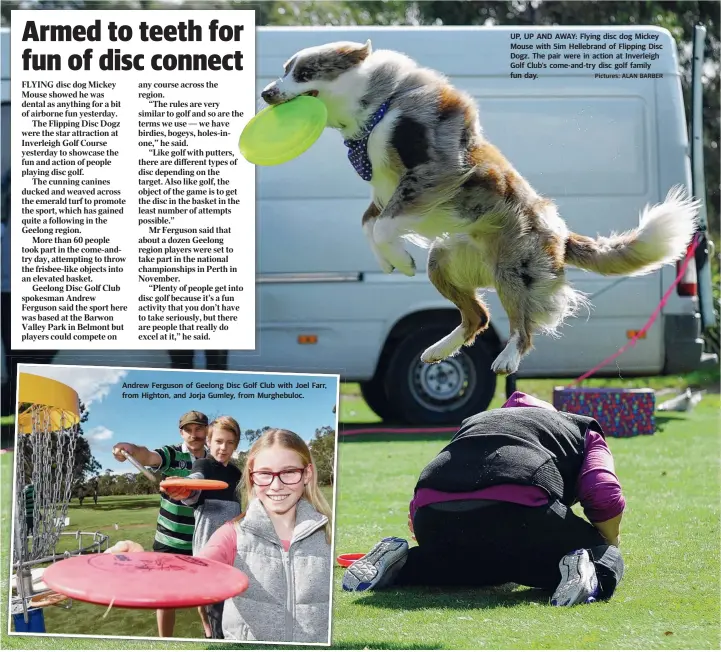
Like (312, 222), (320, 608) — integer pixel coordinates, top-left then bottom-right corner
(250, 467), (306, 486)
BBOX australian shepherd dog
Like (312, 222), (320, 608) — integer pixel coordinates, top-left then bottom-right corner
(261, 40), (699, 375)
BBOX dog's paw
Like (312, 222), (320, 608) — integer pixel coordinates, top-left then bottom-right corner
(393, 251), (416, 277)
(369, 247), (395, 274)
(491, 348), (521, 375)
(378, 259), (395, 274)
(421, 328), (465, 363)
(421, 347), (444, 364)
(421, 349), (452, 364)
(404, 254), (417, 277)
(376, 239), (416, 276)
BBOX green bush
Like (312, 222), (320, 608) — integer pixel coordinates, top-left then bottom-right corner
(309, 426), (336, 486)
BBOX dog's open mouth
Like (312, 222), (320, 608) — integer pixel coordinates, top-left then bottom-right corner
(268, 90), (318, 106)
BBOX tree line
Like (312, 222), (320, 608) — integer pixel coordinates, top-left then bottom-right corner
(72, 424), (337, 500)
(18, 395), (337, 504)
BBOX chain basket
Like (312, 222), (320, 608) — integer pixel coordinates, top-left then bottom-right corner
(13, 373), (82, 566)
(14, 406), (79, 564)
(10, 373), (116, 629)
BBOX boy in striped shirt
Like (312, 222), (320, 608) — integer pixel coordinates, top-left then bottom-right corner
(112, 410), (209, 638)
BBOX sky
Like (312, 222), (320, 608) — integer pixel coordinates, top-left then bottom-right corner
(17, 364), (339, 476)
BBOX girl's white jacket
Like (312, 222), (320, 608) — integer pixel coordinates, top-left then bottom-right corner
(222, 497), (331, 644)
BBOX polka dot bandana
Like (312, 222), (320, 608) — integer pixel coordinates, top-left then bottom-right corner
(344, 101), (391, 181)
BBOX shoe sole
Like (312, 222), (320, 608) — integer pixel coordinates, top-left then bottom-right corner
(551, 549), (599, 607)
(342, 537), (408, 592)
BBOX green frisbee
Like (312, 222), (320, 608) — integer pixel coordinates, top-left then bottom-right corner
(239, 95), (328, 166)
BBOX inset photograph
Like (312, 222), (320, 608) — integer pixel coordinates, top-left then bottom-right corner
(9, 364), (338, 646)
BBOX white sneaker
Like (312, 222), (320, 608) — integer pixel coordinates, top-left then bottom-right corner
(550, 549), (600, 606)
(342, 537), (409, 592)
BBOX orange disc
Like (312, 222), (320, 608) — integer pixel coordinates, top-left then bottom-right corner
(336, 553), (364, 568)
(160, 478), (228, 491)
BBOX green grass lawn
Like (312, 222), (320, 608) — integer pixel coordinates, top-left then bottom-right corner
(338, 370), (720, 424)
(2, 377), (720, 649)
(36, 494), (209, 642)
(1, 470), (334, 649)
(332, 392), (721, 650)
(2, 490), (220, 647)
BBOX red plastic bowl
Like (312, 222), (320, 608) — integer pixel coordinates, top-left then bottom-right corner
(336, 553), (364, 568)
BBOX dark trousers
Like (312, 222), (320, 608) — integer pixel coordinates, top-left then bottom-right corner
(205, 601), (225, 639)
(168, 350), (228, 370)
(396, 500), (624, 600)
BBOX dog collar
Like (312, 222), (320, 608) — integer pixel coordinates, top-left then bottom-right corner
(343, 101), (391, 181)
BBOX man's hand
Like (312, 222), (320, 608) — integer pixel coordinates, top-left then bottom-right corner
(112, 443), (137, 463)
(111, 443), (161, 468)
(164, 486), (192, 501)
(593, 513), (622, 547)
(407, 513), (416, 541)
(106, 540), (144, 554)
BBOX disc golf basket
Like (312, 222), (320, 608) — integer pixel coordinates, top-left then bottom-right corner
(11, 372), (109, 631)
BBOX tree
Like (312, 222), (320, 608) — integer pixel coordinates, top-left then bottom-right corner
(252, 0), (415, 27)
(97, 473), (116, 497)
(72, 476), (99, 506)
(244, 426), (272, 448)
(0, 0), (161, 25)
(112, 474), (132, 496)
(70, 401), (102, 482)
(309, 425), (336, 486)
(243, 429), (256, 447)
(134, 471), (157, 495)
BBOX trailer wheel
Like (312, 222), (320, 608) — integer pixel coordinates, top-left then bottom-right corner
(383, 327), (497, 425)
(359, 380), (399, 422)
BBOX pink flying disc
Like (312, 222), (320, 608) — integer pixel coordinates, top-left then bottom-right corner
(42, 552), (248, 609)
(160, 478), (228, 491)
(336, 553), (365, 568)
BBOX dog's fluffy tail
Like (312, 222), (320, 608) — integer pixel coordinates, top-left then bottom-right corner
(564, 186), (700, 277)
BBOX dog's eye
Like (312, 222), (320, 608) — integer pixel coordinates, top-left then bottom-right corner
(283, 56), (297, 77)
(295, 69), (312, 83)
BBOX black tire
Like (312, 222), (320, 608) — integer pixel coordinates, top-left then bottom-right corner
(359, 379), (399, 422)
(383, 326), (497, 425)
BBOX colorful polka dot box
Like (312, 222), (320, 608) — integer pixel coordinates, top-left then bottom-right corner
(552, 386), (656, 437)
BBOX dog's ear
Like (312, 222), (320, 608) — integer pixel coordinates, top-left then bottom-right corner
(337, 40), (372, 66)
